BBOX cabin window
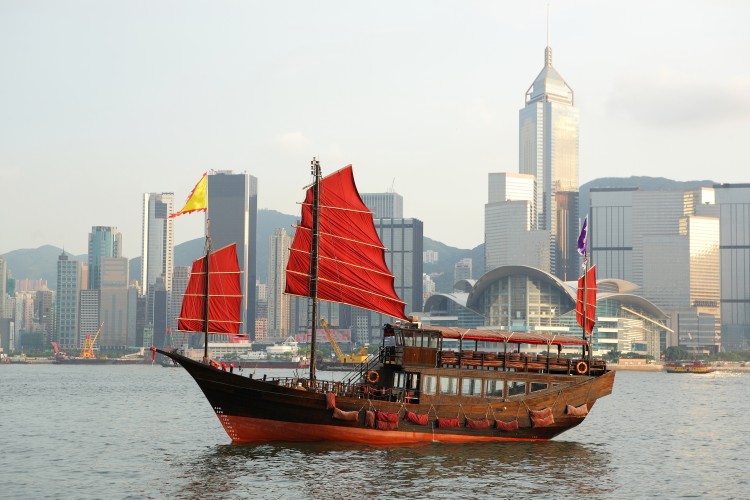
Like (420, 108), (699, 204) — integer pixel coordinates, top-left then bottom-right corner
(439, 376), (458, 395)
(407, 373), (420, 390)
(508, 381), (526, 397)
(530, 382), (547, 393)
(394, 372), (405, 388)
(461, 378), (482, 396)
(428, 335), (439, 349)
(403, 333), (414, 347)
(485, 379), (503, 397)
(422, 375), (437, 395)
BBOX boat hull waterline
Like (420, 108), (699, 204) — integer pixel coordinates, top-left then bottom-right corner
(158, 349), (614, 444)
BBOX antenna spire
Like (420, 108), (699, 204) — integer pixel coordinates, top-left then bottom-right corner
(545, 3), (552, 67)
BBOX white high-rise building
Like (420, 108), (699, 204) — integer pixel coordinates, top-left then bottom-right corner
(454, 258), (472, 284)
(360, 192), (403, 219)
(55, 252), (86, 349)
(519, 46), (579, 279)
(141, 192), (174, 327)
(484, 173), (550, 272)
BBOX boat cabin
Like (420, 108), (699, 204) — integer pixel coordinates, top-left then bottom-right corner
(365, 322), (605, 406)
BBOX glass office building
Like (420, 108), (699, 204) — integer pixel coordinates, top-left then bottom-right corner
(207, 171), (258, 338)
(519, 46), (579, 280)
(716, 184), (750, 350)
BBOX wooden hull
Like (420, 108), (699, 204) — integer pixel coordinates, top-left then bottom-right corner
(158, 349), (615, 444)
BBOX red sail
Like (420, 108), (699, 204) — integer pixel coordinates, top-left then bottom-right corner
(178, 243), (243, 335)
(285, 165), (408, 321)
(576, 265), (597, 335)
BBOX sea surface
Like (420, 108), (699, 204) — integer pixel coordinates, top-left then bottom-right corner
(1, 364), (748, 499)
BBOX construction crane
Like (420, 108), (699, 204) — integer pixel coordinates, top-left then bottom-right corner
(320, 318), (369, 364)
(81, 321), (104, 359)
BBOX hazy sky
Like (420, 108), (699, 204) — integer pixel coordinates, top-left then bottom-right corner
(2, 1), (748, 258)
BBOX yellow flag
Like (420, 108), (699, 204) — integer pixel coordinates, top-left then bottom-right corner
(170, 173), (208, 218)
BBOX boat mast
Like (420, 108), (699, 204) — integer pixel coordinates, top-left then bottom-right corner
(581, 218), (592, 375)
(309, 158), (321, 381)
(581, 248), (591, 370)
(203, 218), (212, 363)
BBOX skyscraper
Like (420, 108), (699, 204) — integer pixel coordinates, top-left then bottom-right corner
(267, 228), (291, 338)
(55, 252), (85, 349)
(88, 226), (122, 290)
(519, 46), (579, 279)
(99, 256), (130, 348)
(370, 217), (424, 340)
(360, 192), (403, 219)
(484, 173), (550, 273)
(207, 170), (258, 337)
(715, 184), (750, 351)
(141, 192), (174, 327)
(0, 258), (7, 319)
(590, 187), (720, 353)
(454, 258), (473, 284)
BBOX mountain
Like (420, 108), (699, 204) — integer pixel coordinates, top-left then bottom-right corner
(1, 177), (719, 293)
(1, 246), (85, 289)
(423, 238), (484, 293)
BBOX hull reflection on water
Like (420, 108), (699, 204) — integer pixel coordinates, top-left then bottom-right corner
(164, 440), (614, 499)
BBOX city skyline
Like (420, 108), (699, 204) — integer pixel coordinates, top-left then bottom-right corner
(2, 1), (748, 258)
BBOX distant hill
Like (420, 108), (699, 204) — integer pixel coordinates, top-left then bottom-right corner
(423, 239), (483, 293)
(1, 177), (719, 293)
(1, 245), (85, 289)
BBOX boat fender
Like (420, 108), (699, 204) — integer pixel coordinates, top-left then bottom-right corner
(575, 360), (588, 375)
(366, 370), (380, 384)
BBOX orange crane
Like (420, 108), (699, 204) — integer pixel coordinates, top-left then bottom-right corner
(81, 321), (104, 359)
(320, 318), (369, 364)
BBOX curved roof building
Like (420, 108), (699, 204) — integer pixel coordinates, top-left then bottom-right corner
(422, 265), (668, 358)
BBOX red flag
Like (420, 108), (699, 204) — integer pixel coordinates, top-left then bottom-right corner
(576, 265), (597, 334)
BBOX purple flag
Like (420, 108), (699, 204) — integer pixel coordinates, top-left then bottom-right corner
(577, 216), (588, 256)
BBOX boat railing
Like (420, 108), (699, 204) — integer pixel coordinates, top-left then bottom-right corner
(340, 348), (383, 387)
(259, 374), (397, 401)
(438, 350), (607, 375)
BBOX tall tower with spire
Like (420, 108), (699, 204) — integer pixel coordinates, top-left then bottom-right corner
(519, 44), (580, 280)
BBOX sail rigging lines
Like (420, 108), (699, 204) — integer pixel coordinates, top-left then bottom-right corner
(290, 225), (388, 250)
(177, 243), (243, 336)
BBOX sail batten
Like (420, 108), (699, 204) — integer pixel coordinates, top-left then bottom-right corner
(178, 243), (243, 336)
(291, 225), (388, 250)
(285, 165), (408, 321)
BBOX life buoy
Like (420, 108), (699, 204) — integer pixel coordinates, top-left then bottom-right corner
(575, 360), (588, 375)
(366, 370), (380, 384)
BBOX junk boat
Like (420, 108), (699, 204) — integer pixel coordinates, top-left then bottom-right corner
(157, 161), (614, 444)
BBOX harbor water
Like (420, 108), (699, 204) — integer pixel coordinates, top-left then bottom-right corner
(1, 364), (748, 499)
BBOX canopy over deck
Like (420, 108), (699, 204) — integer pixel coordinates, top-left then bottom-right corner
(386, 324), (588, 347)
